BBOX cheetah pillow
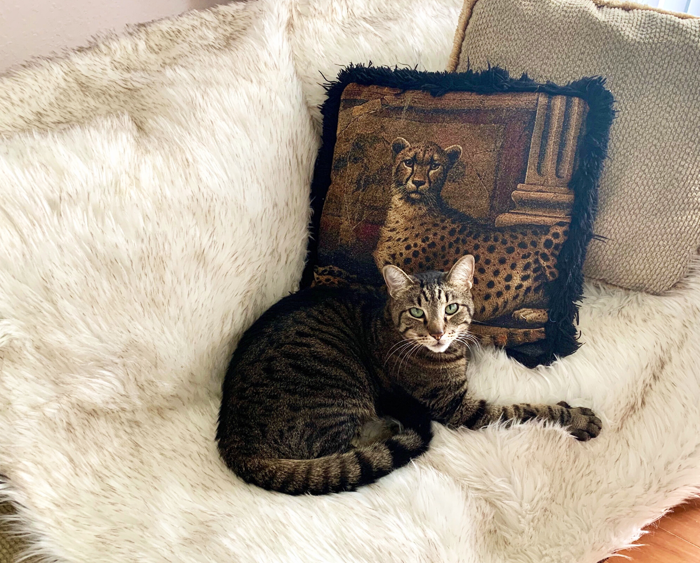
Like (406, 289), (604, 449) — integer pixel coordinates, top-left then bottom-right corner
(302, 65), (613, 367)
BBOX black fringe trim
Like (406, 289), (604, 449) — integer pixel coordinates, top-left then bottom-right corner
(301, 64), (614, 367)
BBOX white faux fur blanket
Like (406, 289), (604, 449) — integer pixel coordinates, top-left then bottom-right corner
(1, 1), (699, 562)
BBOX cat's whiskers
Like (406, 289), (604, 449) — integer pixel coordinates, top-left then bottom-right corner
(395, 341), (417, 372)
(455, 333), (482, 352)
(385, 340), (416, 368)
(401, 342), (423, 373)
(388, 341), (419, 376)
(396, 341), (421, 377)
(384, 338), (413, 365)
(458, 332), (480, 344)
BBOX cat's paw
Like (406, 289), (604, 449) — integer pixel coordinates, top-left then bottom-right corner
(512, 308), (548, 324)
(557, 401), (602, 441)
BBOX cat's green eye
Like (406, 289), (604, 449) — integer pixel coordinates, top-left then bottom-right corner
(403, 159), (414, 167)
(430, 162), (441, 170)
(445, 303), (459, 315)
(409, 307), (425, 319)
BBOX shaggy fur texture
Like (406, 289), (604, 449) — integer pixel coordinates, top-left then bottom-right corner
(289, 0), (462, 127)
(0, 0), (699, 562)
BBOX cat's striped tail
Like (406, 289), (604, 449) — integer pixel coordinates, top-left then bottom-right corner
(223, 410), (432, 496)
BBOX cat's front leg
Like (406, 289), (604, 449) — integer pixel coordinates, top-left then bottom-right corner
(434, 391), (601, 441)
(494, 401), (601, 441)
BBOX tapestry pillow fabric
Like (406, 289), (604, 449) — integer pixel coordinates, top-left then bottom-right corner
(303, 66), (613, 367)
(449, 0), (700, 294)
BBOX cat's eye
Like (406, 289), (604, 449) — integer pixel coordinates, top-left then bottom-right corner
(403, 159), (414, 167)
(409, 307), (425, 318)
(445, 303), (459, 315)
(429, 162), (441, 170)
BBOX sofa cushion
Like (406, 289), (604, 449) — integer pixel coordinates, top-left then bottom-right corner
(449, 0), (700, 293)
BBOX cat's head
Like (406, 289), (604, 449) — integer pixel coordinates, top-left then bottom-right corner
(382, 255), (475, 354)
(391, 138), (462, 204)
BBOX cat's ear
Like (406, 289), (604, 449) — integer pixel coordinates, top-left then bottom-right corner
(446, 255), (474, 289)
(382, 265), (416, 297)
(444, 145), (462, 167)
(391, 137), (410, 157)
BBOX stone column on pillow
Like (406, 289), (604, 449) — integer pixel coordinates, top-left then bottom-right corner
(495, 94), (585, 228)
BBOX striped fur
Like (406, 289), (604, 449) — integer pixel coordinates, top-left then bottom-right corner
(217, 258), (601, 495)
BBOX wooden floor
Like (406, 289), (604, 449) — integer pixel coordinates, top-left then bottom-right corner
(605, 499), (700, 562)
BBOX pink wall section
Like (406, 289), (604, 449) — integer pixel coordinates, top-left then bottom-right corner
(0, 0), (226, 74)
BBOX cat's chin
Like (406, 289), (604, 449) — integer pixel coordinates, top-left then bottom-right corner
(425, 341), (451, 354)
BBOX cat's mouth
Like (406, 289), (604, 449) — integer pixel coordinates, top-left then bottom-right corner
(407, 191), (423, 200)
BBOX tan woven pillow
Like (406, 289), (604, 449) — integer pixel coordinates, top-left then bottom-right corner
(449, 0), (700, 293)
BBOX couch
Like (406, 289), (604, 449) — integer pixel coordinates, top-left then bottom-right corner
(0, 1), (698, 561)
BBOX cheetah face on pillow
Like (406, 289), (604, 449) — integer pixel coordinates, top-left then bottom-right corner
(391, 137), (462, 205)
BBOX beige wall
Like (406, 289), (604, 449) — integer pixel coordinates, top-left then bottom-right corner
(0, 0), (226, 74)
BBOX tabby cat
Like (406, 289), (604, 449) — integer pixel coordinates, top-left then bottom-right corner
(217, 255), (601, 495)
(373, 138), (569, 324)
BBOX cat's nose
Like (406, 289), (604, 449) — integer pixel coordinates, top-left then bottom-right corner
(431, 332), (444, 341)
(412, 179), (425, 188)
